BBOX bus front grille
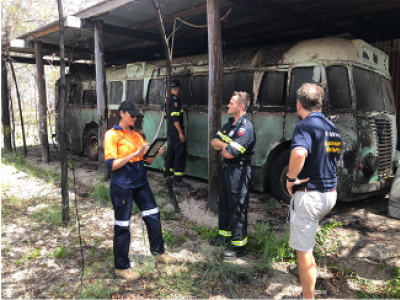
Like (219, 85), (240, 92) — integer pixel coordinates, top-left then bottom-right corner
(370, 118), (393, 178)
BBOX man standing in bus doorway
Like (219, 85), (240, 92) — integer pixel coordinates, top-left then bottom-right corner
(286, 83), (341, 299)
(209, 91), (256, 259)
(164, 79), (191, 188)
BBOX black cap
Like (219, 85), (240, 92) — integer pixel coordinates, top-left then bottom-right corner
(171, 79), (182, 88)
(118, 100), (143, 118)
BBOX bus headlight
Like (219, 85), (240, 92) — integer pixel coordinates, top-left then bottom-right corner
(360, 153), (379, 177)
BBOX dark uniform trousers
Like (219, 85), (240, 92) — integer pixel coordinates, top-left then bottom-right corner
(218, 162), (251, 246)
(110, 182), (164, 269)
(168, 128), (188, 180)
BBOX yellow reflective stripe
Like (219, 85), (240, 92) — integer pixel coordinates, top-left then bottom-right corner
(216, 131), (232, 144)
(180, 109), (184, 113)
(231, 237), (247, 246)
(171, 112), (180, 116)
(229, 141), (246, 154)
(163, 167), (174, 172)
(219, 230), (232, 237)
(174, 172), (183, 176)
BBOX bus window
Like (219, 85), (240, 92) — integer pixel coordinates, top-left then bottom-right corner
(326, 66), (351, 108)
(192, 75), (208, 106)
(258, 71), (287, 106)
(288, 67), (314, 107)
(127, 80), (144, 104)
(148, 79), (166, 105)
(110, 81), (123, 105)
(69, 85), (77, 106)
(83, 90), (97, 107)
(223, 72), (253, 105)
(382, 77), (396, 113)
(353, 67), (384, 111)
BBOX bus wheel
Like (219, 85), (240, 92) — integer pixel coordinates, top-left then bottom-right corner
(85, 128), (98, 161)
(269, 149), (291, 205)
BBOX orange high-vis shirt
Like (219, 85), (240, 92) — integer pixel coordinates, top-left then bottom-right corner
(104, 127), (147, 163)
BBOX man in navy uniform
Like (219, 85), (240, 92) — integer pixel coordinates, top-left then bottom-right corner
(164, 79), (191, 188)
(209, 91), (256, 259)
(287, 83), (341, 299)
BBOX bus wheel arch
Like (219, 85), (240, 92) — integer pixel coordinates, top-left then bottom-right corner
(83, 123), (98, 161)
(264, 141), (292, 204)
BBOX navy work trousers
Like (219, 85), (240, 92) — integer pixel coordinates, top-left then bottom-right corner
(218, 164), (251, 246)
(110, 182), (165, 270)
(164, 128), (187, 181)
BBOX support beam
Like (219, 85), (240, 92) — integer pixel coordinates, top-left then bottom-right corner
(8, 55), (93, 66)
(34, 41), (49, 163)
(1, 58), (12, 152)
(207, 0), (223, 212)
(94, 20), (108, 179)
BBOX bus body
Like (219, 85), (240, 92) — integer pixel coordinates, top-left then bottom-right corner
(57, 37), (398, 203)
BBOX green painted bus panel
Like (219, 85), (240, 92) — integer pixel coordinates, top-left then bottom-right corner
(251, 112), (284, 166)
(142, 110), (165, 171)
(283, 113), (298, 141)
(251, 166), (264, 192)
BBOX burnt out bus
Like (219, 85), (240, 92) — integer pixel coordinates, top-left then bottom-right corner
(56, 37), (398, 203)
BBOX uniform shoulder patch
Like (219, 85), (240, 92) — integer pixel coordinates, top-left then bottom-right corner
(238, 128), (247, 136)
(174, 102), (178, 108)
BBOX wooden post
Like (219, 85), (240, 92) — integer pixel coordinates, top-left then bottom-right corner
(34, 41), (50, 163)
(94, 20), (108, 179)
(207, 0), (223, 212)
(151, 0), (180, 212)
(9, 61), (27, 156)
(1, 58), (12, 152)
(57, 0), (71, 227)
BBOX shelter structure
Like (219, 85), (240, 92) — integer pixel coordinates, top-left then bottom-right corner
(3, 0), (400, 205)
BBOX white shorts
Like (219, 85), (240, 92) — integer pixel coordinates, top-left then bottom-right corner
(289, 190), (337, 252)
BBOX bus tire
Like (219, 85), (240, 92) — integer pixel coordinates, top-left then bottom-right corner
(85, 128), (98, 161)
(269, 149), (291, 205)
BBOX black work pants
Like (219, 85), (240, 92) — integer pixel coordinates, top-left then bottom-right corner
(164, 128), (187, 181)
(218, 164), (251, 247)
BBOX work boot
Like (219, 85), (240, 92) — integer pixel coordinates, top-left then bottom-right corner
(153, 253), (177, 264)
(173, 179), (191, 188)
(208, 235), (231, 247)
(221, 246), (246, 260)
(115, 268), (140, 282)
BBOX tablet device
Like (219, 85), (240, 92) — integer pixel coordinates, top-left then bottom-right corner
(144, 138), (167, 158)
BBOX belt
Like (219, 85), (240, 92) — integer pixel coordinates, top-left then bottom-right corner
(223, 161), (251, 168)
(296, 187), (336, 193)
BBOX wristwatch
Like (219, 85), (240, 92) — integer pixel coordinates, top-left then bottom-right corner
(286, 173), (297, 182)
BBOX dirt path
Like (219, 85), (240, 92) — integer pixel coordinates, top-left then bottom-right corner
(1, 146), (399, 299)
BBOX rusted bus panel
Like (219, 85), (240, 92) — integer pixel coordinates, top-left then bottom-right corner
(250, 112), (284, 166)
(283, 113), (298, 141)
(66, 107), (82, 152)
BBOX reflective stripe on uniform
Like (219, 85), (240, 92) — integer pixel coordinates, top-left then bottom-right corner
(180, 109), (184, 113)
(229, 141), (246, 154)
(171, 112), (180, 116)
(216, 131), (232, 144)
(231, 237), (247, 246)
(163, 167), (174, 172)
(115, 220), (130, 227)
(174, 172), (183, 176)
(141, 207), (160, 217)
(219, 230), (232, 237)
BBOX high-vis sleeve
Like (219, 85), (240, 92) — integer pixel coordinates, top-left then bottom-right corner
(104, 131), (118, 161)
(225, 124), (254, 157)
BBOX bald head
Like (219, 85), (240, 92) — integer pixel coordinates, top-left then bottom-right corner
(296, 83), (324, 111)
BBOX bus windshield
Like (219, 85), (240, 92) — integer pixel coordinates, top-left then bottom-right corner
(353, 67), (396, 113)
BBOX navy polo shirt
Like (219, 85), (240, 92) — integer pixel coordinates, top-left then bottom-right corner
(290, 112), (342, 192)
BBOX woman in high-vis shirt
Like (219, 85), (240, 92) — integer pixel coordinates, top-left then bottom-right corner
(104, 100), (176, 282)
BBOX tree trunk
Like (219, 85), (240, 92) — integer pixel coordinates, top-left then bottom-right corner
(57, 0), (71, 227)
(151, 0), (180, 212)
(9, 61), (27, 156)
(94, 20), (109, 180)
(207, 0), (223, 212)
(34, 41), (50, 163)
(1, 59), (12, 152)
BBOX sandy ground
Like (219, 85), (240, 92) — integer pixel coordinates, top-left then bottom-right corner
(1, 146), (399, 299)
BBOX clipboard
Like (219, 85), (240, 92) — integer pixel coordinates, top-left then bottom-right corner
(144, 138), (167, 158)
